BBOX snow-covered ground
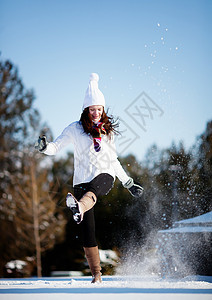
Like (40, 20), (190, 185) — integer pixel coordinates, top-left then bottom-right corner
(0, 275), (212, 300)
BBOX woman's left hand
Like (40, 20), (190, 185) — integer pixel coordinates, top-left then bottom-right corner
(124, 178), (144, 198)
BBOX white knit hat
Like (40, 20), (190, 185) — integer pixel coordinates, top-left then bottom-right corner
(82, 73), (105, 110)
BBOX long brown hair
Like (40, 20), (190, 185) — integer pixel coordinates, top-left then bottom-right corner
(80, 107), (119, 138)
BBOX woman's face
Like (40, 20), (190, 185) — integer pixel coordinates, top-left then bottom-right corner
(89, 105), (104, 123)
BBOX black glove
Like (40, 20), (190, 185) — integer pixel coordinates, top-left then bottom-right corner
(124, 178), (144, 198)
(34, 135), (48, 152)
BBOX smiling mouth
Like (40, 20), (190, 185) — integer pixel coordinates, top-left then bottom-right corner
(92, 118), (100, 123)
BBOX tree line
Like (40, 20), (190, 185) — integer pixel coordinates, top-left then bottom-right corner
(0, 58), (211, 277)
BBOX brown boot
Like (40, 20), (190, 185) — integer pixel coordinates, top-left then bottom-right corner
(66, 191), (97, 224)
(84, 246), (102, 283)
(79, 192), (97, 215)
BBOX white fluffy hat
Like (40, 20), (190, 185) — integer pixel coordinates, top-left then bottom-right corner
(82, 73), (105, 110)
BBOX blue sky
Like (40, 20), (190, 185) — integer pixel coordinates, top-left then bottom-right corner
(1, 0), (211, 161)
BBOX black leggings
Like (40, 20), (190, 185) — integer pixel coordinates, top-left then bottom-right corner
(74, 173), (114, 247)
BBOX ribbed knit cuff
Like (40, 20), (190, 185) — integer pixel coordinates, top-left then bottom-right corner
(123, 178), (134, 189)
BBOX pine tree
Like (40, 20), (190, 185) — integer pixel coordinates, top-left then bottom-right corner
(0, 58), (66, 277)
(194, 121), (212, 213)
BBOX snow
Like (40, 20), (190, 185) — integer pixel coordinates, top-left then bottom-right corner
(159, 226), (212, 233)
(174, 211), (212, 226)
(159, 211), (212, 233)
(99, 249), (119, 265)
(157, 212), (212, 276)
(0, 276), (211, 300)
(1, 214), (212, 300)
(5, 261), (27, 271)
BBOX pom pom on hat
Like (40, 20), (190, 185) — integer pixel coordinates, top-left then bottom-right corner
(83, 73), (105, 110)
(90, 73), (99, 82)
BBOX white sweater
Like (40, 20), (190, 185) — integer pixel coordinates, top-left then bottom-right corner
(44, 121), (130, 186)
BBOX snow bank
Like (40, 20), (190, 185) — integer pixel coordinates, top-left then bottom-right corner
(0, 275), (211, 298)
(182, 211), (212, 223)
(174, 211), (212, 227)
(159, 226), (212, 233)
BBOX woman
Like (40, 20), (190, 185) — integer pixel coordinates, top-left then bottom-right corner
(35, 73), (143, 283)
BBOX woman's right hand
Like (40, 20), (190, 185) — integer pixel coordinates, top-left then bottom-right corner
(34, 135), (48, 152)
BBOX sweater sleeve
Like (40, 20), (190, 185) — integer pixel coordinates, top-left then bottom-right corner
(44, 123), (75, 156)
(109, 134), (131, 185)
